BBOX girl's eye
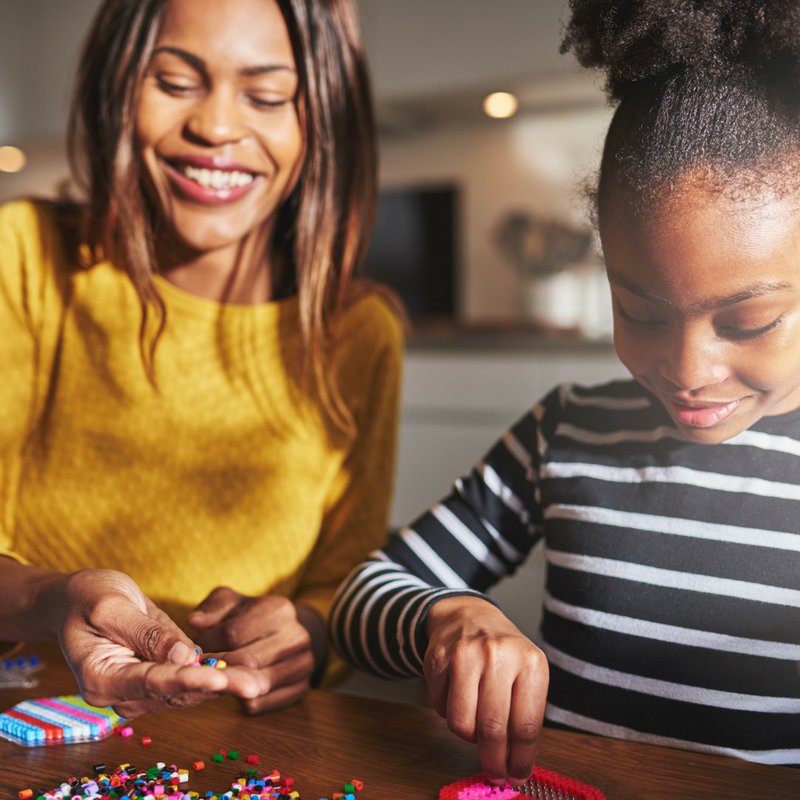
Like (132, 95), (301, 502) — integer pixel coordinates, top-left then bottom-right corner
(615, 301), (665, 328)
(718, 318), (782, 340)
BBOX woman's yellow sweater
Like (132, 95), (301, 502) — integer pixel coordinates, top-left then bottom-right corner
(0, 200), (403, 677)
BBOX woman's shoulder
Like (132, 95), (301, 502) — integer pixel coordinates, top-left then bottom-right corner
(339, 285), (406, 354)
(0, 197), (82, 256)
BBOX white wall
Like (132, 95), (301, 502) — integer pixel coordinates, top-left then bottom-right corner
(358, 0), (569, 100)
(380, 106), (613, 321)
(0, 0), (101, 143)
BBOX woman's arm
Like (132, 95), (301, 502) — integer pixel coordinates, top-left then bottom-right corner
(188, 295), (405, 710)
(0, 557), (269, 717)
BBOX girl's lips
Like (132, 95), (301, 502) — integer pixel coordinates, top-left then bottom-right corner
(668, 397), (741, 428)
(164, 160), (260, 206)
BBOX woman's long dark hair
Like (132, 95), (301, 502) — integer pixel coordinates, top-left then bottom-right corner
(68, 0), (379, 433)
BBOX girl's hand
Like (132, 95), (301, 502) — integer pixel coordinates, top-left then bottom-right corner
(188, 587), (324, 713)
(424, 595), (549, 786)
(52, 569), (270, 718)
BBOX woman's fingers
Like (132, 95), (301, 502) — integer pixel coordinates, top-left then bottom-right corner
(223, 627), (313, 673)
(83, 655), (271, 711)
(188, 586), (244, 631)
(241, 678), (310, 714)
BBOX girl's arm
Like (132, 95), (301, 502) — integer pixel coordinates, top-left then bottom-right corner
(329, 405), (550, 784)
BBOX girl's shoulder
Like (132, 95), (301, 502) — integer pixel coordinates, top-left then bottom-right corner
(537, 377), (666, 431)
(545, 377), (655, 411)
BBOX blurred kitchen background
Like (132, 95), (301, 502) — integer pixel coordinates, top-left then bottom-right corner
(0, 0), (629, 698)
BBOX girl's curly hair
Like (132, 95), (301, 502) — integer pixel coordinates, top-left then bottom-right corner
(561, 1), (800, 209)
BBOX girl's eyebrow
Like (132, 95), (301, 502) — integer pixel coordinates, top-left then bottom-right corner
(151, 46), (296, 78)
(608, 272), (794, 311)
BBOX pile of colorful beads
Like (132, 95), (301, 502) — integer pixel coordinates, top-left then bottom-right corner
(17, 756), (364, 800)
(0, 695), (123, 746)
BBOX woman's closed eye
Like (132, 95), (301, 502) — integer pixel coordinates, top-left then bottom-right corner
(248, 94), (293, 110)
(155, 74), (201, 95)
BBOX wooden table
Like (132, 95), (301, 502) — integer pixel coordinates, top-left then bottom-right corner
(0, 645), (797, 800)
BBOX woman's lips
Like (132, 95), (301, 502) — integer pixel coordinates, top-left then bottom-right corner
(668, 398), (741, 428)
(164, 159), (260, 205)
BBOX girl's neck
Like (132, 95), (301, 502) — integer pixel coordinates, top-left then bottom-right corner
(158, 229), (282, 305)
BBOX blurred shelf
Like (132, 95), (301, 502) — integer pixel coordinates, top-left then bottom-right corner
(406, 318), (614, 352)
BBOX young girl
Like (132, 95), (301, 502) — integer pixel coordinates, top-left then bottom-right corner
(0, 0), (403, 719)
(330, 0), (800, 783)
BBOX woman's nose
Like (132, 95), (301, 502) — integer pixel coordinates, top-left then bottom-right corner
(658, 324), (728, 392)
(184, 88), (246, 146)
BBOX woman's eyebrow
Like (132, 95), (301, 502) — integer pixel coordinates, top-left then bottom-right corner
(609, 272), (794, 310)
(151, 46), (296, 78)
(152, 46), (205, 73)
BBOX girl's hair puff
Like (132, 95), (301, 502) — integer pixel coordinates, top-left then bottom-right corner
(68, 0), (380, 434)
(561, 0), (800, 210)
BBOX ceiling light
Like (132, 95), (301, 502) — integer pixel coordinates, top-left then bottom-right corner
(0, 146), (27, 173)
(483, 92), (519, 120)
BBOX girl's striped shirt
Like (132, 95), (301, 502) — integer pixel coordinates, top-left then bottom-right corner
(330, 379), (800, 766)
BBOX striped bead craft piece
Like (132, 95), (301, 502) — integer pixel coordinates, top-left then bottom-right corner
(0, 694), (123, 746)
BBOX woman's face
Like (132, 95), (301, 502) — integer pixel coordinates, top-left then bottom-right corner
(600, 178), (800, 444)
(135, 0), (304, 258)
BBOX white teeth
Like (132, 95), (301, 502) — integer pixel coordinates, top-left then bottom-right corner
(181, 165), (255, 190)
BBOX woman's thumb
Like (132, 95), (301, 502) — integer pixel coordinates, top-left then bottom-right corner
(127, 611), (197, 665)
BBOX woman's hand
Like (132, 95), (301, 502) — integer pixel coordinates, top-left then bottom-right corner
(52, 569), (270, 718)
(424, 595), (549, 786)
(188, 587), (325, 713)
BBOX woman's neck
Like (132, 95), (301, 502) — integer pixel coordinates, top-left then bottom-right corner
(158, 229), (282, 305)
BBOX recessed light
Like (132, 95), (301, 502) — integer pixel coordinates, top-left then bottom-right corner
(483, 92), (519, 120)
(0, 146), (27, 173)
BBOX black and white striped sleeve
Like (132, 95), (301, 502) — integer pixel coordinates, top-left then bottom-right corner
(329, 402), (550, 677)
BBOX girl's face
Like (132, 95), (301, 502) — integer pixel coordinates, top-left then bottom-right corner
(135, 0), (304, 259)
(600, 178), (800, 444)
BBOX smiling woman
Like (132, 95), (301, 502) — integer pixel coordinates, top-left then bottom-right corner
(0, 0), (403, 720)
(136, 0), (305, 298)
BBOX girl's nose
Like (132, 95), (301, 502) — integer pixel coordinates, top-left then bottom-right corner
(658, 324), (728, 392)
(184, 88), (246, 146)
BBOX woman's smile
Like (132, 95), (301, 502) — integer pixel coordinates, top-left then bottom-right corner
(163, 155), (260, 205)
